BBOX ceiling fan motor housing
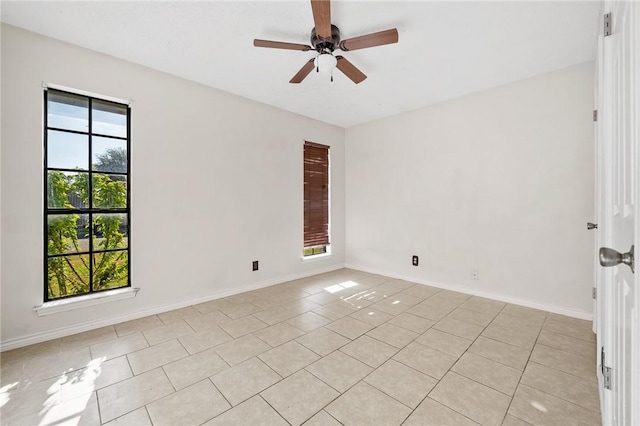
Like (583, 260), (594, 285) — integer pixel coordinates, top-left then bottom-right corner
(311, 24), (341, 53)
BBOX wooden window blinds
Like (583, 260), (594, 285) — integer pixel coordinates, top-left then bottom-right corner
(304, 141), (330, 248)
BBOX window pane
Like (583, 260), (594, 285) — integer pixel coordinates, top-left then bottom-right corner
(92, 100), (127, 137)
(47, 171), (89, 209)
(47, 130), (89, 170)
(47, 90), (88, 132)
(93, 214), (128, 251)
(47, 214), (89, 255)
(93, 137), (127, 173)
(47, 254), (90, 299)
(92, 174), (127, 209)
(93, 251), (128, 291)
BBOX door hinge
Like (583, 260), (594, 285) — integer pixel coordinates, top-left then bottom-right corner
(603, 366), (612, 389)
(604, 13), (612, 37)
(593, 110), (598, 121)
(601, 346), (612, 390)
(592, 287), (597, 299)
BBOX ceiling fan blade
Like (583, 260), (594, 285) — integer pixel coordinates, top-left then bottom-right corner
(339, 28), (399, 51)
(254, 39), (312, 51)
(290, 59), (316, 84)
(336, 56), (367, 84)
(310, 0), (332, 39)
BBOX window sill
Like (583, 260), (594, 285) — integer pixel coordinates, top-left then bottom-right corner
(300, 252), (333, 263)
(34, 287), (139, 317)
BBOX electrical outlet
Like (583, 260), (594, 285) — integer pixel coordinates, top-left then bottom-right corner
(412, 255), (419, 266)
(471, 269), (479, 280)
(252, 260), (259, 271)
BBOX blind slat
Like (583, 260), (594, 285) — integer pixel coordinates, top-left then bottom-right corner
(304, 142), (329, 248)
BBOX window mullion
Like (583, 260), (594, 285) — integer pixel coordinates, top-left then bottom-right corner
(88, 97), (94, 294)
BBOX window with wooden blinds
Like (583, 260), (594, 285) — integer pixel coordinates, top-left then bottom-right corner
(304, 141), (330, 251)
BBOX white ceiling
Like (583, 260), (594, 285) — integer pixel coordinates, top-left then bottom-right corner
(1, 1), (600, 128)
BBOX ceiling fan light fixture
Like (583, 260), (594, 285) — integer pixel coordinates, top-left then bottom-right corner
(314, 53), (337, 73)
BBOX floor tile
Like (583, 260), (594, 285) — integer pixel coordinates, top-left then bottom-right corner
(508, 384), (600, 426)
(115, 316), (163, 337)
(536, 330), (596, 360)
(460, 297), (506, 316)
(366, 323), (419, 348)
(340, 335), (398, 368)
(157, 306), (201, 324)
(103, 407), (152, 426)
(203, 395), (289, 426)
(219, 316), (268, 338)
(433, 317), (484, 340)
(126, 339), (188, 375)
(416, 328), (472, 357)
(468, 336), (531, 370)
(325, 316), (373, 339)
(14, 391), (100, 426)
(388, 312), (435, 333)
(529, 344), (596, 382)
(407, 302), (455, 322)
(312, 303), (354, 321)
(393, 341), (457, 379)
(364, 359), (437, 408)
(349, 308), (393, 326)
(97, 368), (174, 423)
(178, 326), (233, 355)
(20, 346), (92, 383)
(259, 341), (320, 377)
(287, 312), (332, 332)
(261, 370), (339, 426)
(303, 410), (342, 426)
(90, 332), (149, 361)
(147, 379), (230, 426)
(143, 320), (194, 346)
(162, 347), (229, 390)
(214, 334), (271, 366)
(60, 356), (132, 400)
(211, 357), (281, 406)
(254, 322), (305, 347)
(400, 285), (440, 299)
(193, 298), (234, 315)
(430, 372), (511, 426)
(219, 302), (263, 320)
(521, 362), (599, 411)
(370, 298), (411, 316)
(61, 326), (118, 349)
(491, 313), (544, 335)
(502, 414), (533, 426)
(305, 351), (372, 392)
(0, 377), (63, 424)
(326, 382), (411, 426)
(403, 397), (480, 426)
(447, 307), (496, 327)
(452, 352), (522, 396)
(185, 311), (232, 332)
(502, 305), (547, 323)
(253, 307), (298, 325)
(296, 327), (350, 356)
(482, 324), (538, 351)
(305, 292), (340, 306)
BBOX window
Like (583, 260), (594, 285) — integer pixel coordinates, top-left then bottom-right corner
(303, 141), (330, 256)
(44, 89), (130, 301)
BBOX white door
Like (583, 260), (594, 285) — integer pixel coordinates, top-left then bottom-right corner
(596, 2), (639, 425)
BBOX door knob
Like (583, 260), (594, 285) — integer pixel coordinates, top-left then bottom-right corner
(599, 245), (635, 273)
(587, 222), (598, 230)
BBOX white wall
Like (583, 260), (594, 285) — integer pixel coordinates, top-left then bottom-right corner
(0, 25), (345, 348)
(345, 63), (595, 317)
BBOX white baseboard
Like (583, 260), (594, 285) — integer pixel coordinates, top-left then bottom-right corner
(0, 263), (344, 352)
(345, 263), (593, 321)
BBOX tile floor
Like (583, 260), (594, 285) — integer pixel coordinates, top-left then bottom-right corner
(0, 269), (601, 426)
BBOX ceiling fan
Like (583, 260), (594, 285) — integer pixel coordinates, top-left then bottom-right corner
(253, 0), (399, 84)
